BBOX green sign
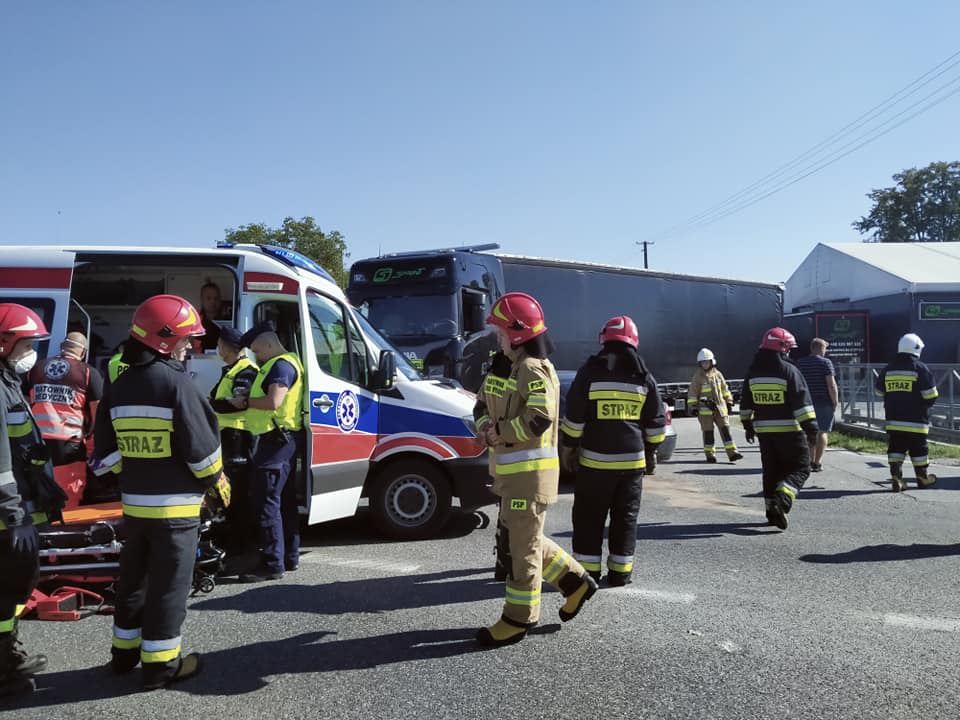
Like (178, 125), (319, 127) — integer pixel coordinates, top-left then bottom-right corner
(920, 302), (960, 320)
(372, 266), (427, 283)
(815, 312), (869, 364)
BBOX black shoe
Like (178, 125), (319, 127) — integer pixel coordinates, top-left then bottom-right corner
(705, 455), (718, 464)
(728, 452), (744, 463)
(810, 463), (822, 472)
(606, 572), (633, 587)
(768, 504), (788, 530)
(284, 562), (299, 572)
(239, 566), (284, 583)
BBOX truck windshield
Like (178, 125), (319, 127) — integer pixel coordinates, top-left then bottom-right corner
(359, 295), (458, 340)
(352, 310), (424, 381)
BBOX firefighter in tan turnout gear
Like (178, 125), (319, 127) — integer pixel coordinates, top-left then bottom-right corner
(688, 348), (743, 463)
(473, 292), (597, 648)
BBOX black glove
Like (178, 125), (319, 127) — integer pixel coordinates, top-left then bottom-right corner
(745, 428), (756, 444)
(705, 399), (718, 412)
(10, 521), (39, 556)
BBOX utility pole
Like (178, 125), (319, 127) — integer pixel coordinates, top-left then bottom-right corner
(636, 240), (654, 269)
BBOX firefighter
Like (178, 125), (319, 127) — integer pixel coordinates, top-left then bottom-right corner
(94, 295), (228, 690)
(740, 328), (818, 530)
(560, 315), (666, 587)
(688, 348), (743, 463)
(0, 304), (67, 698)
(875, 333), (939, 492)
(26, 332), (105, 506)
(474, 349), (514, 581)
(473, 292), (597, 648)
(235, 322), (305, 582)
(207, 326), (259, 550)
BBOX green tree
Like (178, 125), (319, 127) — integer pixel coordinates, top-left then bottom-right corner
(853, 161), (960, 243)
(224, 216), (350, 287)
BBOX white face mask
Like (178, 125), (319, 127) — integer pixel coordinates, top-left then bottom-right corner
(11, 349), (38, 375)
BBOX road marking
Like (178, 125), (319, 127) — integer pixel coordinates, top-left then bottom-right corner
(616, 587), (696, 604)
(882, 613), (960, 633)
(299, 553), (421, 574)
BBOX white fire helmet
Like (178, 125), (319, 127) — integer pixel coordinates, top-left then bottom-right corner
(897, 333), (924, 357)
(697, 348), (715, 364)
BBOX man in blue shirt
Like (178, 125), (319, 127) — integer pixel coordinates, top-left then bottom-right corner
(796, 338), (838, 472)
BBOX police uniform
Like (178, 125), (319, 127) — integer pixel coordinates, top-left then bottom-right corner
(476, 347), (593, 631)
(740, 351), (818, 528)
(875, 354), (939, 490)
(95, 340), (223, 688)
(688, 365), (740, 462)
(241, 323), (305, 579)
(208, 327), (259, 548)
(560, 344), (666, 585)
(0, 362), (65, 692)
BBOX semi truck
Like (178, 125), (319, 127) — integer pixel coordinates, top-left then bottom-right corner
(347, 246), (784, 407)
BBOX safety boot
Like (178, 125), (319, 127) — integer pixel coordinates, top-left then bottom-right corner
(728, 452), (744, 462)
(916, 467), (938, 489)
(558, 572), (599, 622)
(476, 616), (532, 648)
(705, 454), (718, 464)
(143, 653), (203, 691)
(765, 498), (788, 530)
(889, 462), (905, 493)
(606, 571), (632, 587)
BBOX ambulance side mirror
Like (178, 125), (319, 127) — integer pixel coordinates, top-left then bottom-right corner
(372, 350), (396, 391)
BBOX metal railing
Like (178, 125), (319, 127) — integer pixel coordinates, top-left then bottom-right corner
(837, 363), (960, 443)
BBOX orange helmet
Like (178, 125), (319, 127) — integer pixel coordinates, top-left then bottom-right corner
(760, 327), (796, 353)
(0, 303), (50, 358)
(131, 295), (204, 354)
(486, 292), (547, 345)
(599, 315), (639, 349)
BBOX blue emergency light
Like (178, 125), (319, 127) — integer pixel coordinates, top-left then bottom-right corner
(259, 245), (337, 283)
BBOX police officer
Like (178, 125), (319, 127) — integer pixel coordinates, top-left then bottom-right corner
(208, 326), (259, 549)
(560, 316), (666, 587)
(740, 328), (818, 530)
(688, 348), (743, 463)
(474, 293), (597, 648)
(26, 332), (105, 506)
(235, 322), (305, 582)
(0, 304), (66, 698)
(876, 333), (940, 492)
(94, 295), (227, 690)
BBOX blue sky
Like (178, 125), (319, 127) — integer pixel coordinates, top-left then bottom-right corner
(3, 1), (959, 284)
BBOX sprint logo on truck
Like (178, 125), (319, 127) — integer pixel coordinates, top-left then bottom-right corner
(373, 267), (427, 283)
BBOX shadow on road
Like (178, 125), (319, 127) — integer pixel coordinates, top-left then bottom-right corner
(192, 567), (512, 616)
(676, 468), (758, 476)
(552, 521), (772, 541)
(800, 543), (960, 564)
(299, 507), (491, 548)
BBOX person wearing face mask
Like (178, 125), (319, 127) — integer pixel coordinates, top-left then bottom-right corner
(92, 295), (228, 691)
(739, 327), (818, 531)
(473, 293), (597, 648)
(207, 326), (258, 550)
(0, 304), (67, 698)
(231, 321), (305, 583)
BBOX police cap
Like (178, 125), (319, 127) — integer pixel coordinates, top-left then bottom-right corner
(239, 321), (276, 349)
(219, 326), (244, 349)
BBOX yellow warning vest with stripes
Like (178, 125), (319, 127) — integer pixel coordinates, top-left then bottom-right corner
(246, 353), (305, 436)
(212, 357), (257, 431)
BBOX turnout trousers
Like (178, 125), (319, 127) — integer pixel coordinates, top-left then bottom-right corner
(111, 516), (199, 686)
(758, 432), (810, 513)
(0, 531), (40, 646)
(886, 430), (931, 478)
(699, 411), (739, 459)
(572, 468), (643, 583)
(250, 430), (302, 573)
(496, 496), (589, 626)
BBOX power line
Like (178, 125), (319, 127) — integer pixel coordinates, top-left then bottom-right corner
(646, 48), (960, 242)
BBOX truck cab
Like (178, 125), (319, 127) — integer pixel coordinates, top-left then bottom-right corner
(347, 245), (505, 392)
(0, 244), (493, 539)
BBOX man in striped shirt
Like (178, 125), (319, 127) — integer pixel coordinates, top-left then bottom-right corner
(796, 339), (838, 472)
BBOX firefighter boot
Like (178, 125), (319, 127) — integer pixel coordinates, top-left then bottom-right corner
(915, 466), (938, 489)
(2, 628), (47, 676)
(476, 616), (532, 648)
(766, 497), (788, 531)
(889, 463), (905, 493)
(728, 451), (744, 462)
(645, 449), (657, 477)
(143, 653), (203, 691)
(558, 571), (599, 622)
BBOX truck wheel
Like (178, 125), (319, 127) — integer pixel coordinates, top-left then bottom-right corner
(371, 458), (452, 540)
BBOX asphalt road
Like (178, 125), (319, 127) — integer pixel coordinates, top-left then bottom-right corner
(4, 416), (960, 719)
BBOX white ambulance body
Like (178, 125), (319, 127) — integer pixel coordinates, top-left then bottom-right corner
(0, 243), (493, 538)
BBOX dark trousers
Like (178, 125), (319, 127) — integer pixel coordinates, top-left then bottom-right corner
(887, 430), (930, 474)
(758, 433), (810, 512)
(0, 536), (39, 646)
(572, 468), (644, 580)
(222, 460), (255, 550)
(251, 431), (302, 573)
(111, 517), (199, 686)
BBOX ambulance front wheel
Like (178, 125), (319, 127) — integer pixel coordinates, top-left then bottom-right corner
(371, 458), (452, 540)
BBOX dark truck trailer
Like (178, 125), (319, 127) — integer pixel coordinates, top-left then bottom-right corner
(347, 248), (783, 402)
(497, 255), (784, 404)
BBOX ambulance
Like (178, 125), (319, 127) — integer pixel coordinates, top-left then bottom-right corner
(0, 243), (493, 539)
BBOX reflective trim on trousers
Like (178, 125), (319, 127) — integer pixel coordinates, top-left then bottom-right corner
(574, 553), (602, 572)
(141, 636), (181, 664)
(543, 550), (571, 585)
(607, 554), (633, 573)
(504, 585), (541, 607)
(776, 482), (798, 501)
(112, 625), (142, 650)
(886, 421), (930, 434)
